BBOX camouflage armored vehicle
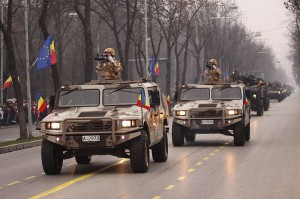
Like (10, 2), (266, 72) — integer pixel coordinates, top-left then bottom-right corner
(38, 79), (169, 174)
(172, 82), (251, 146)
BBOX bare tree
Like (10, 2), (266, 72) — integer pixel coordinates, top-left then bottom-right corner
(0, 0), (27, 138)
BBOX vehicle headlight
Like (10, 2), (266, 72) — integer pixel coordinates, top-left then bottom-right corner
(278, 91), (281, 94)
(45, 122), (61, 130)
(121, 120), (137, 128)
(227, 109), (242, 116)
(253, 94), (256, 99)
(176, 110), (186, 116)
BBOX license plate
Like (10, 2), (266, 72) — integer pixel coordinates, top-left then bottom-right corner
(201, 120), (214, 125)
(82, 135), (100, 142)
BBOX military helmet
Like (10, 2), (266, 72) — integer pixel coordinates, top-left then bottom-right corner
(209, 58), (217, 65)
(104, 48), (115, 57)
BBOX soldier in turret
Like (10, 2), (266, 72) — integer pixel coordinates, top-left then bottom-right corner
(205, 58), (221, 82)
(95, 48), (122, 80)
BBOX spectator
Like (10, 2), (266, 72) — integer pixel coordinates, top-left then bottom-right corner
(0, 108), (4, 127)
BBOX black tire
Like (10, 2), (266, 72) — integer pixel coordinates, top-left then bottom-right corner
(75, 155), (92, 164)
(234, 122), (245, 146)
(172, 123), (184, 146)
(41, 139), (63, 175)
(263, 98), (269, 111)
(130, 131), (149, 173)
(245, 123), (250, 141)
(257, 101), (264, 116)
(185, 133), (196, 142)
(152, 132), (168, 162)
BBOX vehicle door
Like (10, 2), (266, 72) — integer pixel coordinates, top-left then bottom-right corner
(148, 87), (163, 141)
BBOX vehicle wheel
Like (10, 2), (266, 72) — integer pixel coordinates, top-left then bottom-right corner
(257, 101), (263, 116)
(234, 122), (245, 146)
(245, 123), (250, 141)
(172, 123), (184, 146)
(185, 133), (196, 142)
(152, 132), (168, 162)
(263, 98), (269, 111)
(75, 155), (92, 164)
(41, 139), (63, 175)
(130, 131), (149, 173)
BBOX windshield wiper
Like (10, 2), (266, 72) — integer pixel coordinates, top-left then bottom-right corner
(182, 86), (195, 93)
(216, 84), (231, 92)
(109, 84), (129, 94)
(61, 87), (78, 96)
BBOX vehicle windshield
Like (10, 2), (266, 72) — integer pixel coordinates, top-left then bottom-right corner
(211, 87), (242, 100)
(103, 88), (142, 106)
(180, 88), (210, 100)
(58, 89), (100, 107)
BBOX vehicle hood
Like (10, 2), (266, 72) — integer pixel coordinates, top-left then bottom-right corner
(174, 100), (242, 110)
(42, 105), (145, 122)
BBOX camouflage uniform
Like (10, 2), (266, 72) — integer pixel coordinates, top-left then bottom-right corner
(96, 48), (122, 80)
(205, 59), (221, 82)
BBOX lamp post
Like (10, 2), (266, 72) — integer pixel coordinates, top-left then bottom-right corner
(25, 0), (33, 136)
(1, 3), (3, 105)
(145, 0), (149, 77)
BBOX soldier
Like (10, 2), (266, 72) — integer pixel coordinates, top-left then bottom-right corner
(205, 58), (222, 82)
(95, 48), (122, 80)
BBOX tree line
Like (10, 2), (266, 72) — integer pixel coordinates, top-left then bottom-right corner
(0, 0), (277, 138)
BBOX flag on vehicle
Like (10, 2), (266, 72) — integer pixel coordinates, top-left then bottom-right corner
(36, 93), (47, 113)
(36, 36), (56, 70)
(136, 90), (150, 111)
(167, 95), (171, 106)
(3, 76), (12, 90)
(154, 62), (159, 76)
(243, 91), (249, 106)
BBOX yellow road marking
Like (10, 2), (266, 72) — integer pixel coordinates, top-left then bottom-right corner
(0, 187), (3, 189)
(210, 153), (215, 156)
(203, 157), (210, 160)
(25, 176), (36, 180)
(188, 169), (195, 173)
(29, 159), (127, 199)
(214, 149), (220, 152)
(196, 162), (203, 166)
(153, 196), (161, 199)
(66, 163), (75, 167)
(178, 176), (185, 181)
(165, 185), (175, 190)
(7, 181), (21, 186)
(220, 146), (224, 149)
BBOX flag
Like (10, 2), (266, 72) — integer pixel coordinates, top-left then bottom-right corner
(167, 95), (171, 106)
(36, 93), (47, 113)
(36, 36), (56, 70)
(149, 55), (157, 77)
(154, 62), (159, 76)
(136, 90), (150, 111)
(3, 76), (12, 89)
(243, 91), (249, 106)
(50, 40), (57, 65)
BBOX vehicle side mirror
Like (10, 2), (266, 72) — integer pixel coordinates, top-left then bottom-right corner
(150, 90), (160, 107)
(174, 91), (178, 103)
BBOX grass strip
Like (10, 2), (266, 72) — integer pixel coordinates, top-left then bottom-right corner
(0, 136), (42, 147)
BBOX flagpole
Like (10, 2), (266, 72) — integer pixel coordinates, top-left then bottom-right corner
(25, 0), (33, 137)
(1, 3), (3, 105)
(145, 0), (149, 77)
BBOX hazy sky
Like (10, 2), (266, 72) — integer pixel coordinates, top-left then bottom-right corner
(236, 0), (294, 83)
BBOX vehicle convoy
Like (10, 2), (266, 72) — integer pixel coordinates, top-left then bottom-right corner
(172, 82), (251, 146)
(240, 75), (269, 116)
(268, 82), (287, 102)
(38, 79), (169, 175)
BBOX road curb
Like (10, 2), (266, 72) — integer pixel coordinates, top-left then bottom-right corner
(0, 140), (42, 154)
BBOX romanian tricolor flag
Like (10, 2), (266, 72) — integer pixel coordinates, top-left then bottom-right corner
(3, 76), (12, 90)
(136, 90), (150, 111)
(167, 95), (171, 106)
(36, 93), (47, 113)
(243, 91), (249, 106)
(154, 62), (159, 76)
(50, 40), (57, 65)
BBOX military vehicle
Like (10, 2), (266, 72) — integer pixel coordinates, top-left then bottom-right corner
(269, 82), (285, 102)
(38, 79), (169, 174)
(172, 82), (251, 146)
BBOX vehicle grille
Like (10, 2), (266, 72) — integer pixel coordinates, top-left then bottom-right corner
(190, 109), (223, 118)
(66, 120), (112, 132)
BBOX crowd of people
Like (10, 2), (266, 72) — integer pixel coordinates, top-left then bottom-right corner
(0, 98), (50, 128)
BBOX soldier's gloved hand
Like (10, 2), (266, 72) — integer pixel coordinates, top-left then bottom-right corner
(107, 55), (115, 63)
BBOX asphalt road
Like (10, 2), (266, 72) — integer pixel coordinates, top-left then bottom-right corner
(1, 92), (300, 199)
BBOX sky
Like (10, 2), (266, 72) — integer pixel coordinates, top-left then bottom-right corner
(235, 0), (295, 85)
